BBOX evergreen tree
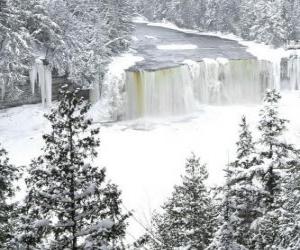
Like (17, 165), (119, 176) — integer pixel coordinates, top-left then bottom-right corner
(258, 89), (290, 210)
(207, 181), (247, 250)
(277, 153), (300, 249)
(0, 145), (20, 247)
(225, 116), (262, 248)
(150, 154), (215, 250)
(8, 191), (47, 249)
(17, 86), (129, 249)
(252, 89), (299, 248)
(0, 0), (33, 93)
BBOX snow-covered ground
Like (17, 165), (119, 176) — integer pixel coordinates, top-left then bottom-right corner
(1, 91), (300, 241)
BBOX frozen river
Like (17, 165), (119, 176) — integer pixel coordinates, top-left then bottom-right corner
(130, 22), (255, 70)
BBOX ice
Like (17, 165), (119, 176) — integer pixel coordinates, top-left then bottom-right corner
(88, 54), (144, 122)
(125, 59), (274, 119)
(157, 44), (198, 50)
(30, 59), (52, 107)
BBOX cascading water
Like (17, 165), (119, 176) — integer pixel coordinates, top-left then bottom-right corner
(287, 56), (300, 90)
(126, 66), (195, 119)
(125, 59), (276, 119)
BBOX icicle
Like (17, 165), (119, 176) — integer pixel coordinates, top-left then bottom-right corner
(29, 64), (38, 95)
(45, 66), (52, 107)
(0, 78), (5, 100)
(35, 59), (52, 108)
(90, 82), (100, 104)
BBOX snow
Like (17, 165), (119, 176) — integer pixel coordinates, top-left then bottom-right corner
(145, 35), (158, 40)
(132, 15), (149, 24)
(157, 44), (198, 50)
(1, 91), (300, 242)
(88, 54), (144, 122)
(147, 20), (200, 35)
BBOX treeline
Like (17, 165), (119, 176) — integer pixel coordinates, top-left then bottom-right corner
(0, 86), (130, 249)
(0, 0), (133, 91)
(140, 90), (300, 249)
(136, 0), (300, 46)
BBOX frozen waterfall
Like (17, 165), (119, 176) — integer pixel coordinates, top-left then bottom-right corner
(125, 59), (275, 119)
(287, 56), (300, 90)
(30, 59), (52, 108)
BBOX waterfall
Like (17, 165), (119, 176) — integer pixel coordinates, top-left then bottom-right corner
(125, 59), (275, 119)
(126, 66), (196, 119)
(287, 56), (300, 90)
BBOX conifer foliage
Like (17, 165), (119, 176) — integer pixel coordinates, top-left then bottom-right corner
(220, 116), (261, 249)
(150, 154), (215, 250)
(207, 182), (246, 250)
(17, 86), (129, 249)
(0, 146), (20, 247)
(251, 89), (300, 249)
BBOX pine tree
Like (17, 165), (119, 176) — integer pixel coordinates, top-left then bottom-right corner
(8, 191), (48, 249)
(0, 145), (21, 247)
(207, 181), (247, 250)
(17, 86), (129, 249)
(225, 116), (262, 248)
(277, 154), (300, 249)
(0, 0), (33, 92)
(19, 0), (62, 60)
(150, 154), (216, 250)
(252, 89), (299, 248)
(258, 89), (291, 210)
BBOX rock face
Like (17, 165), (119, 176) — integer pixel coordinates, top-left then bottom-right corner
(0, 76), (63, 109)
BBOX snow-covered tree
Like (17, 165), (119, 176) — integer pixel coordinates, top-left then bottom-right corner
(0, 0), (33, 95)
(224, 116), (262, 248)
(276, 152), (300, 249)
(257, 89), (291, 210)
(18, 86), (129, 249)
(207, 182), (247, 250)
(8, 191), (48, 249)
(18, 0), (62, 61)
(150, 154), (216, 249)
(251, 89), (299, 248)
(138, 0), (294, 46)
(47, 0), (133, 89)
(0, 145), (21, 247)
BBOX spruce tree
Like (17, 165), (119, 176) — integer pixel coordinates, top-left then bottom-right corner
(0, 145), (20, 247)
(207, 181), (247, 250)
(225, 116), (261, 248)
(252, 89), (299, 248)
(257, 89), (292, 210)
(0, 0), (33, 90)
(276, 149), (300, 249)
(18, 86), (129, 249)
(150, 154), (215, 250)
